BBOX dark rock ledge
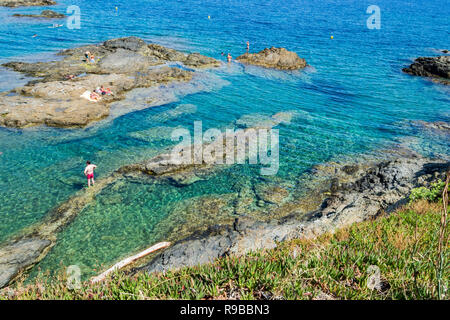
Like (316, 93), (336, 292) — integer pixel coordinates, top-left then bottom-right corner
(403, 56), (450, 85)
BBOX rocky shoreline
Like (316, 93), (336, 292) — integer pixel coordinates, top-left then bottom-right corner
(139, 151), (449, 275)
(0, 37), (220, 128)
(1, 138), (448, 288)
(0, 0), (55, 7)
(403, 55), (450, 85)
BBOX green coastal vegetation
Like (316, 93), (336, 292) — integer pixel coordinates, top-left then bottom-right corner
(1, 180), (448, 300)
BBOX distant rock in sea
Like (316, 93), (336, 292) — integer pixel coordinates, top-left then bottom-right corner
(0, 0), (56, 7)
(236, 47), (307, 70)
(403, 55), (450, 85)
(13, 9), (65, 18)
(13, 10), (66, 19)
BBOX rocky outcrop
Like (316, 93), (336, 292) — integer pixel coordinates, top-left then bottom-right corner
(13, 9), (65, 18)
(140, 153), (449, 274)
(0, 239), (51, 288)
(236, 47), (306, 70)
(403, 56), (450, 85)
(0, 37), (220, 128)
(0, 0), (55, 7)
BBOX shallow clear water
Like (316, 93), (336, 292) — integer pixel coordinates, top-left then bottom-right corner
(0, 0), (449, 279)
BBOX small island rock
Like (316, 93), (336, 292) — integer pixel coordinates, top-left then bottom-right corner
(13, 9), (65, 18)
(237, 47), (306, 70)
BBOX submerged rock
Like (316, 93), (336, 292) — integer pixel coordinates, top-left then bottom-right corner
(237, 47), (307, 70)
(403, 56), (450, 85)
(254, 183), (290, 205)
(235, 110), (298, 129)
(0, 0), (55, 7)
(13, 9), (65, 18)
(0, 37), (220, 128)
(412, 120), (450, 133)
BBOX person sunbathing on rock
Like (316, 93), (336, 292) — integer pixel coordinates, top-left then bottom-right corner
(100, 85), (113, 95)
(95, 86), (102, 95)
(90, 91), (101, 101)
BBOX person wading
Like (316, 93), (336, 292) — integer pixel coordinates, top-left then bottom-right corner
(84, 161), (97, 188)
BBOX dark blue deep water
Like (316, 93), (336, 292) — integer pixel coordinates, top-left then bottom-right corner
(0, 0), (448, 278)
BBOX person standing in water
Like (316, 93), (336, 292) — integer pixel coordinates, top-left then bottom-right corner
(246, 41), (250, 52)
(227, 53), (232, 63)
(84, 161), (97, 187)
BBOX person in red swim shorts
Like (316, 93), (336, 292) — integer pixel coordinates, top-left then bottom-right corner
(84, 160), (97, 188)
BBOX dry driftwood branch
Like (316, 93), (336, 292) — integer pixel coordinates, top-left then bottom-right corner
(90, 241), (171, 283)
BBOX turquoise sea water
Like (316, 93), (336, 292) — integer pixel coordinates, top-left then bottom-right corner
(0, 0), (449, 279)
